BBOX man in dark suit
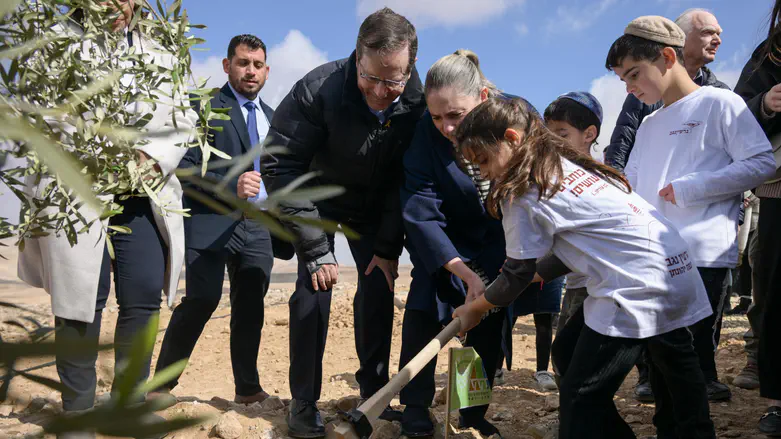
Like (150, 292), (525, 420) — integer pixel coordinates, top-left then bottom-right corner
(261, 8), (426, 438)
(152, 34), (292, 404)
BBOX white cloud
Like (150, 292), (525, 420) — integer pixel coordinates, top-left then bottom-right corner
(588, 73), (627, 158)
(515, 23), (529, 37)
(190, 30), (328, 108)
(356, 0), (526, 28)
(546, 0), (617, 34)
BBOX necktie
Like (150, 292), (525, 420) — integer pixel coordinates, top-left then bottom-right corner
(244, 102), (268, 202)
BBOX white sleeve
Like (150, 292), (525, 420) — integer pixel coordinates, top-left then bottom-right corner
(501, 197), (553, 260)
(670, 94), (776, 208)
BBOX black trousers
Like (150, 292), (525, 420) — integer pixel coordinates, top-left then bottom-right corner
(155, 218), (273, 397)
(56, 197), (167, 411)
(690, 267), (729, 382)
(755, 198), (781, 400)
(553, 307), (714, 439)
(399, 309), (504, 422)
(288, 228), (395, 401)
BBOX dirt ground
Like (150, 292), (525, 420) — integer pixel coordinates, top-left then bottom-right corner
(0, 248), (771, 439)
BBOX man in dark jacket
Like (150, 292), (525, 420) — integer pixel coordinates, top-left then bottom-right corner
(260, 8), (426, 438)
(605, 8), (729, 172)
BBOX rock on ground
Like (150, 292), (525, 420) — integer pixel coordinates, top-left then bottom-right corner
(215, 411), (243, 439)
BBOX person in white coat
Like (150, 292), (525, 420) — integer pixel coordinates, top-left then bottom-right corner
(16, 2), (196, 437)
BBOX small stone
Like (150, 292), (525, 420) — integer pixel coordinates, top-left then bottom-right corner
(205, 335), (213, 340)
(544, 395), (559, 412)
(433, 387), (447, 407)
(274, 318), (289, 326)
(372, 419), (402, 439)
(625, 415), (642, 424)
(336, 395), (361, 412)
(210, 396), (233, 410)
(491, 411), (511, 422)
(25, 398), (47, 414)
(714, 418), (732, 430)
(723, 375), (735, 385)
(215, 411), (243, 439)
(0, 405), (13, 416)
(260, 396), (285, 411)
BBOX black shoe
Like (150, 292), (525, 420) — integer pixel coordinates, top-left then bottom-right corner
(401, 406), (434, 437)
(706, 380), (731, 402)
(287, 399), (325, 438)
(759, 406), (781, 436)
(634, 380), (655, 403)
(379, 405), (403, 422)
(459, 417), (502, 438)
(725, 298), (750, 315)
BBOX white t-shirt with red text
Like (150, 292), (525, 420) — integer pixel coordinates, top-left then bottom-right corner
(626, 86), (775, 268)
(502, 159), (711, 339)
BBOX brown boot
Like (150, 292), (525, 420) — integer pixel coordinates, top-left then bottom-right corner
(733, 361), (760, 390)
(234, 390), (270, 405)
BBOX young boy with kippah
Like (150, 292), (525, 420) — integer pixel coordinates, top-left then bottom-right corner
(607, 15), (776, 405)
(543, 92), (602, 328)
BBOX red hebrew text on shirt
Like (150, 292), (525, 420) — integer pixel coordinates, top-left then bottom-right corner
(627, 202), (645, 216)
(666, 250), (693, 278)
(559, 168), (604, 198)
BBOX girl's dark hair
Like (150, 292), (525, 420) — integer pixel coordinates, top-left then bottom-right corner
(455, 98), (630, 218)
(605, 34), (684, 70)
(762, 0), (781, 65)
(543, 98), (602, 140)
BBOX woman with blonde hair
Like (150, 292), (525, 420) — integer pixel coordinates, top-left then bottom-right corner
(399, 49), (544, 437)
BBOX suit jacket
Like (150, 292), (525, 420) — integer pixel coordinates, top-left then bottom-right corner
(18, 27), (195, 321)
(400, 111), (507, 317)
(180, 83), (294, 259)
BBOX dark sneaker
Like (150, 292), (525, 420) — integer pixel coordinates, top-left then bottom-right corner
(706, 380), (731, 402)
(733, 362), (760, 390)
(725, 298), (750, 315)
(287, 399), (325, 438)
(401, 406), (434, 437)
(634, 380), (655, 403)
(759, 406), (781, 436)
(379, 405), (403, 423)
(459, 417), (502, 438)
(356, 398), (402, 422)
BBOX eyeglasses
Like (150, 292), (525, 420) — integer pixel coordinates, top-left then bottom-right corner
(359, 72), (407, 92)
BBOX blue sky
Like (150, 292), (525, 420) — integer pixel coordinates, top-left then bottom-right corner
(186, 0), (771, 148)
(183, 0), (772, 265)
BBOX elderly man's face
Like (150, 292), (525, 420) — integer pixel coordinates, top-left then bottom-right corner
(683, 12), (723, 66)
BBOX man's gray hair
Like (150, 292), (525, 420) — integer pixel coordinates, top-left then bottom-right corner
(675, 8), (714, 35)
